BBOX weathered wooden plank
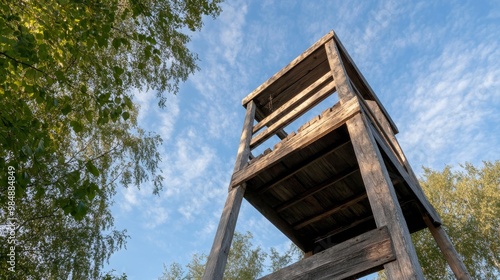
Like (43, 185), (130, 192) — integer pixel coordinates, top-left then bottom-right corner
(275, 159), (357, 212)
(332, 33), (399, 133)
(233, 100), (257, 173)
(259, 58), (330, 114)
(253, 72), (332, 133)
(230, 97), (360, 189)
(348, 81), (407, 173)
(258, 140), (351, 195)
(293, 192), (368, 230)
(259, 227), (395, 280)
(422, 215), (472, 280)
(365, 100), (438, 219)
(242, 31), (334, 106)
(250, 80), (336, 149)
(202, 185), (246, 280)
(368, 122), (442, 225)
(202, 101), (256, 280)
(346, 113), (425, 279)
(314, 215), (375, 245)
(255, 107), (288, 140)
(325, 38), (356, 103)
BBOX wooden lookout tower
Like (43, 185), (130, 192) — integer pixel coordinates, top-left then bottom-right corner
(202, 31), (471, 280)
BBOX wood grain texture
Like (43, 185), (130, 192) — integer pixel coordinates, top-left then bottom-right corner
(242, 31), (334, 106)
(423, 215), (472, 280)
(325, 39), (356, 103)
(250, 80), (336, 149)
(230, 97), (360, 189)
(293, 192), (368, 230)
(257, 140), (351, 195)
(368, 123), (442, 224)
(346, 113), (425, 279)
(259, 227), (395, 280)
(233, 100), (257, 173)
(252, 72), (332, 133)
(275, 159), (357, 213)
(202, 186), (246, 280)
(203, 102), (256, 280)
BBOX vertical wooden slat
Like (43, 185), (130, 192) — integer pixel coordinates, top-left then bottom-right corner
(423, 215), (472, 280)
(202, 101), (256, 280)
(346, 113), (424, 280)
(233, 101), (257, 173)
(325, 39), (356, 103)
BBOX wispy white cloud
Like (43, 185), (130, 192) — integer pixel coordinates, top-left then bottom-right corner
(218, 1), (247, 66)
(397, 36), (500, 170)
(134, 89), (180, 142)
(144, 206), (169, 229)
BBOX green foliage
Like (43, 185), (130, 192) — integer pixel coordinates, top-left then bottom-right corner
(412, 161), (500, 279)
(160, 232), (303, 280)
(0, 0), (222, 278)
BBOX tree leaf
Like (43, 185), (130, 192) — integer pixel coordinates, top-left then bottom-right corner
(112, 37), (121, 49)
(85, 161), (100, 177)
(121, 111), (130, 120)
(87, 182), (99, 201)
(70, 120), (84, 133)
(61, 104), (72, 115)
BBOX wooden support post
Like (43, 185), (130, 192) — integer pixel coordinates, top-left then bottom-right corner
(202, 186), (246, 280)
(202, 101), (256, 280)
(325, 39), (356, 103)
(233, 100), (257, 173)
(327, 36), (424, 279)
(347, 113), (424, 280)
(423, 215), (472, 280)
(366, 100), (441, 225)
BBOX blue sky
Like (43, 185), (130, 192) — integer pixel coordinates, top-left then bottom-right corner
(106, 1), (500, 279)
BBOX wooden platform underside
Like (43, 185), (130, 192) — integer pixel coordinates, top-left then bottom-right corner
(259, 227), (395, 280)
(231, 98), (436, 253)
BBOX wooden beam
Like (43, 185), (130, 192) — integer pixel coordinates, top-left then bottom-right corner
(368, 123), (442, 225)
(203, 101), (256, 280)
(275, 165), (358, 212)
(230, 97), (360, 189)
(258, 140), (351, 195)
(422, 215), (472, 280)
(259, 227), (395, 280)
(353, 93), (406, 168)
(242, 31), (334, 106)
(332, 33), (399, 134)
(255, 107), (288, 140)
(253, 72), (332, 133)
(325, 38), (356, 103)
(202, 186), (246, 280)
(314, 215), (375, 245)
(233, 101), (257, 173)
(250, 80), (336, 149)
(293, 192), (368, 230)
(346, 113), (425, 279)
